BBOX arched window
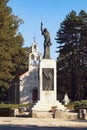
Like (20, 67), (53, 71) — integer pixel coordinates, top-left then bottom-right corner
(31, 54), (35, 64)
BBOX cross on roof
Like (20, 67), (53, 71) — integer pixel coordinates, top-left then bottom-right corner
(33, 36), (36, 43)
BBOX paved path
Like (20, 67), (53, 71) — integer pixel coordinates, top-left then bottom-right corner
(0, 117), (87, 130)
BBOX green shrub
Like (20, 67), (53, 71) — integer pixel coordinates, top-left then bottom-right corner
(65, 100), (87, 112)
(74, 100), (87, 112)
(0, 103), (31, 116)
(0, 103), (30, 109)
(65, 103), (74, 110)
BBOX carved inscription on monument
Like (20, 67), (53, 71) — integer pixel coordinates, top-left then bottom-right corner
(42, 68), (54, 90)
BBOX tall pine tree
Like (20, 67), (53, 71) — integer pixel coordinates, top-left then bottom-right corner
(55, 10), (87, 101)
(0, 0), (28, 101)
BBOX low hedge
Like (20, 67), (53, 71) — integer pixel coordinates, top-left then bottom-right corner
(0, 103), (30, 116)
(74, 100), (87, 112)
(0, 103), (30, 109)
(65, 100), (87, 112)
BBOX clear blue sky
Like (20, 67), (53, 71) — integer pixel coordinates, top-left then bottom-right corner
(8, 0), (87, 60)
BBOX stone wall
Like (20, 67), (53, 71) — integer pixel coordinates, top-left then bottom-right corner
(55, 110), (78, 120)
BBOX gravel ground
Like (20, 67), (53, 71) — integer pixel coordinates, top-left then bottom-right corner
(0, 117), (87, 130)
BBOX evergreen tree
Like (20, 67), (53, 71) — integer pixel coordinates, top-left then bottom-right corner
(55, 10), (87, 101)
(0, 0), (28, 102)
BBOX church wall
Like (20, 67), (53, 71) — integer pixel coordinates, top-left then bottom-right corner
(19, 65), (39, 104)
(19, 42), (42, 104)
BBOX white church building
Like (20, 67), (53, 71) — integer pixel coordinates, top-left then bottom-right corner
(19, 41), (42, 104)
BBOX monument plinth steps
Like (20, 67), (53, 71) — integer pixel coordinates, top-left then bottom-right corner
(32, 100), (66, 111)
(31, 100), (67, 118)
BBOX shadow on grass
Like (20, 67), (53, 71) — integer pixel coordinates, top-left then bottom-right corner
(0, 124), (87, 130)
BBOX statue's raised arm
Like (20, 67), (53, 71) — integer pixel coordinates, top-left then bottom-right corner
(41, 22), (43, 33)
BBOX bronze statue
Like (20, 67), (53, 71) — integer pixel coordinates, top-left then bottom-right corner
(41, 22), (52, 59)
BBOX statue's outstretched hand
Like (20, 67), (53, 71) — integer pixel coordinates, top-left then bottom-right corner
(41, 22), (43, 26)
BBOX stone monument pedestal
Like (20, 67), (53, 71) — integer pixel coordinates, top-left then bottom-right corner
(32, 59), (66, 118)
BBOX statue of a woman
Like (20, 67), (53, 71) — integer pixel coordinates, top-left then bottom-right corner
(41, 22), (52, 59)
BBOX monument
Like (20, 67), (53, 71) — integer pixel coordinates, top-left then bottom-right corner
(32, 23), (66, 118)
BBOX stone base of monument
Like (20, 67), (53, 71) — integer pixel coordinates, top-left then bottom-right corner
(31, 100), (67, 118)
(31, 59), (67, 118)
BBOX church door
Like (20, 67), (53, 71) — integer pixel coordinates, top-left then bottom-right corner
(32, 89), (38, 103)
